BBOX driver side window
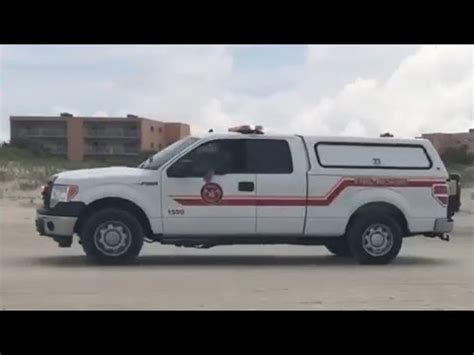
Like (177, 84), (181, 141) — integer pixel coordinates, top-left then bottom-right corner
(167, 139), (246, 177)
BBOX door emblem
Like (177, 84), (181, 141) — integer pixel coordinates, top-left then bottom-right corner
(201, 182), (223, 204)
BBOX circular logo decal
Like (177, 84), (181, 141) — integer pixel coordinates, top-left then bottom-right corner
(201, 182), (223, 204)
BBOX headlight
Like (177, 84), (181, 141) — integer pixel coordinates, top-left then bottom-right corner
(50, 185), (79, 208)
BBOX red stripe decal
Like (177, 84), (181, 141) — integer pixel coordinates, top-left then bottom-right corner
(173, 198), (308, 206)
(172, 177), (446, 206)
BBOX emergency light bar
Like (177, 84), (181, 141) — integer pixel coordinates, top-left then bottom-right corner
(228, 125), (264, 134)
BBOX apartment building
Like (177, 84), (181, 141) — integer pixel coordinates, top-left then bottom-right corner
(421, 129), (474, 155)
(10, 113), (191, 161)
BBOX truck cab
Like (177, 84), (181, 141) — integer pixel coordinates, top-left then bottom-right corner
(36, 125), (461, 264)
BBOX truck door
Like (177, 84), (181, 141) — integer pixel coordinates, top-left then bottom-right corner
(161, 138), (257, 235)
(249, 138), (308, 235)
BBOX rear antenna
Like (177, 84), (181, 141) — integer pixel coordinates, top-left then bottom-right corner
(208, 129), (214, 133)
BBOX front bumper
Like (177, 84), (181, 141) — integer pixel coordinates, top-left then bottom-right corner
(434, 218), (454, 233)
(36, 213), (77, 237)
(35, 201), (84, 238)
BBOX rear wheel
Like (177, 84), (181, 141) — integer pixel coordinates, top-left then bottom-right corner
(80, 208), (144, 264)
(347, 214), (402, 265)
(325, 239), (352, 257)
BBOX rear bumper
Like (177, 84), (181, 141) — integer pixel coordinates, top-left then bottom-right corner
(36, 213), (77, 237)
(433, 218), (454, 233)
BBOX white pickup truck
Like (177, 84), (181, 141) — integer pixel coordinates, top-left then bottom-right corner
(36, 125), (461, 264)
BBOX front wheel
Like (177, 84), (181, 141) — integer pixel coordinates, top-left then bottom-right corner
(80, 208), (144, 264)
(347, 214), (403, 265)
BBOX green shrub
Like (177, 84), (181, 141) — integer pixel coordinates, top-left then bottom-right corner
(441, 145), (474, 166)
(18, 181), (41, 190)
(0, 146), (154, 188)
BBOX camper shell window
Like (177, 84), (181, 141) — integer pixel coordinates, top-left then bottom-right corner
(314, 142), (432, 170)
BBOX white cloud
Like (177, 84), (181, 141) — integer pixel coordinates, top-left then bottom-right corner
(92, 110), (109, 117)
(0, 45), (4, 142)
(289, 45), (473, 138)
(1, 45), (472, 143)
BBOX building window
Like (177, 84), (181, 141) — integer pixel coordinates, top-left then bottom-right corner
(159, 144), (162, 150)
(150, 126), (154, 132)
(158, 127), (162, 133)
(151, 143), (154, 149)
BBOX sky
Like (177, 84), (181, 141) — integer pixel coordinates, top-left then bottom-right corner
(0, 45), (472, 142)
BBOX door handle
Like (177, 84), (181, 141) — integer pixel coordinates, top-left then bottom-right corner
(238, 181), (254, 192)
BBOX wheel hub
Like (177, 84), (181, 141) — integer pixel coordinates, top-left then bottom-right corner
(362, 223), (393, 257)
(370, 233), (385, 247)
(104, 230), (122, 246)
(94, 222), (132, 256)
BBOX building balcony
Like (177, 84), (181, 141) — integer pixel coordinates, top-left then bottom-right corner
(84, 146), (139, 156)
(16, 131), (67, 138)
(84, 132), (139, 139)
(84, 151), (139, 156)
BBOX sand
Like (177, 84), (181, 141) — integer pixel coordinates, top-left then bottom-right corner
(1, 192), (473, 310)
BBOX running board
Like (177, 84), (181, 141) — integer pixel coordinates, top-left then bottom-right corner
(159, 235), (340, 247)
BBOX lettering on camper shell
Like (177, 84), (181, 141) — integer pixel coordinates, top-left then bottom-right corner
(354, 177), (409, 186)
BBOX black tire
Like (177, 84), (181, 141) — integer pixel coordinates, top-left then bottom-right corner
(325, 239), (352, 257)
(347, 214), (403, 265)
(80, 208), (144, 264)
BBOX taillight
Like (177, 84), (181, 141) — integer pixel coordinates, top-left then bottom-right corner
(432, 183), (448, 206)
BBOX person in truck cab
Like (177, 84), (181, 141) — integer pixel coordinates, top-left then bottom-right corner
(36, 125), (461, 265)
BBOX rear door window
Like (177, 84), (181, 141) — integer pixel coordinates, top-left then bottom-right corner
(246, 139), (293, 174)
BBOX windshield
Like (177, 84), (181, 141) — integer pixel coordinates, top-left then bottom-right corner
(138, 136), (199, 170)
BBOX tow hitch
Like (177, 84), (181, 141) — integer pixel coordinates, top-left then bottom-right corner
(424, 233), (450, 242)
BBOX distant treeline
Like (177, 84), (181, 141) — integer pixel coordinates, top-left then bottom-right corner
(441, 145), (474, 167)
(0, 141), (154, 168)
